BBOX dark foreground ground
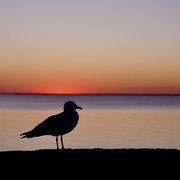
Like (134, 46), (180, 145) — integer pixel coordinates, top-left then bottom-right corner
(1, 148), (180, 177)
(1, 148), (180, 161)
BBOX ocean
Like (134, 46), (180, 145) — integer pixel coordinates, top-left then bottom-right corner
(0, 94), (180, 151)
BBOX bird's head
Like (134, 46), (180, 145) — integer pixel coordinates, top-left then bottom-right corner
(64, 101), (83, 111)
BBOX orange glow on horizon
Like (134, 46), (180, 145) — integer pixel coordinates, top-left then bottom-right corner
(1, 84), (180, 95)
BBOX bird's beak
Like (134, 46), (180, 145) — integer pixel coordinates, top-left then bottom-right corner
(77, 106), (83, 110)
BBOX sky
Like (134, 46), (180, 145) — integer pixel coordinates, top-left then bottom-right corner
(0, 0), (180, 94)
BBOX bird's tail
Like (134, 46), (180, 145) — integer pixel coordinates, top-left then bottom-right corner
(20, 131), (34, 139)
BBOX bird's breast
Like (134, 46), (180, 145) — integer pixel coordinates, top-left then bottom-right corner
(66, 111), (79, 127)
(59, 111), (79, 135)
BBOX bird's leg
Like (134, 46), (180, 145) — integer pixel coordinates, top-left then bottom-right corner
(56, 136), (59, 150)
(60, 135), (64, 149)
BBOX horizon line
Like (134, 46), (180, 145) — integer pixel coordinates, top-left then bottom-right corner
(1, 92), (180, 96)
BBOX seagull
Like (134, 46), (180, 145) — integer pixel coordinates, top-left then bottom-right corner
(20, 101), (82, 149)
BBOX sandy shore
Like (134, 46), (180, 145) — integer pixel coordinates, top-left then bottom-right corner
(0, 148), (180, 161)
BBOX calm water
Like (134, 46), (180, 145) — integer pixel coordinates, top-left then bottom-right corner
(0, 94), (180, 151)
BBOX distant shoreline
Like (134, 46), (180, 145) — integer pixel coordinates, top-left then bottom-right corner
(1, 148), (180, 161)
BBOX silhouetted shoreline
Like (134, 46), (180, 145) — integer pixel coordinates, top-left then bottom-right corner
(1, 148), (180, 161)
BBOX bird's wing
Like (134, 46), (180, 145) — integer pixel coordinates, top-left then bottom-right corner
(20, 112), (66, 138)
(39, 112), (66, 128)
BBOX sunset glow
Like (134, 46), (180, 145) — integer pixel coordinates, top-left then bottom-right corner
(0, 0), (180, 94)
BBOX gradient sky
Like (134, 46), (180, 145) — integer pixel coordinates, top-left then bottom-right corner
(0, 0), (180, 94)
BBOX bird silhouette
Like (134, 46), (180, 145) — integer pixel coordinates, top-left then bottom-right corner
(20, 101), (82, 149)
